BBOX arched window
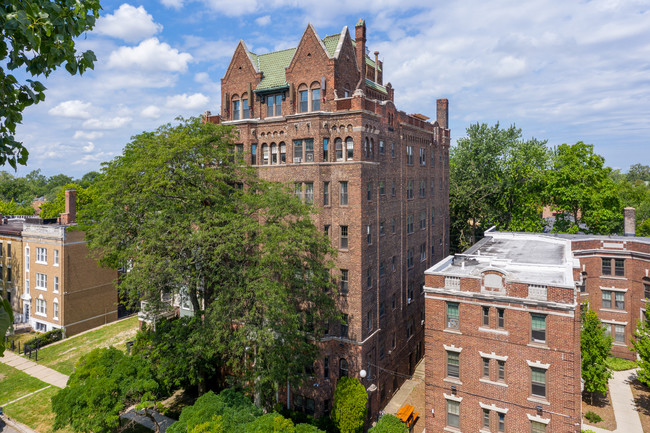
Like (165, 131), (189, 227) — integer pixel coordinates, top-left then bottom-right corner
(262, 143), (269, 165)
(364, 137), (369, 157)
(231, 95), (240, 120)
(339, 358), (348, 378)
(370, 138), (374, 158)
(242, 93), (250, 119)
(279, 142), (286, 163)
(335, 138), (343, 161)
(310, 82), (321, 111)
(298, 84), (308, 112)
(346, 137), (354, 160)
(271, 143), (278, 164)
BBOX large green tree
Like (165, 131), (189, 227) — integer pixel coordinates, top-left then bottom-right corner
(546, 142), (622, 234)
(581, 305), (612, 404)
(39, 182), (96, 218)
(0, 297), (13, 355)
(632, 307), (650, 387)
(81, 118), (338, 403)
(1, 0), (100, 168)
(449, 122), (549, 251)
(332, 377), (368, 433)
(52, 347), (160, 433)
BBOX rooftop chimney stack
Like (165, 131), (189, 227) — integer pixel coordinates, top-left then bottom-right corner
(61, 189), (77, 225)
(374, 51), (379, 83)
(624, 207), (636, 236)
(436, 98), (449, 130)
(355, 19), (366, 93)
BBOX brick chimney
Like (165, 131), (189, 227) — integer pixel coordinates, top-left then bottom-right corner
(60, 189), (77, 225)
(436, 99), (449, 130)
(355, 19), (366, 93)
(624, 207), (635, 236)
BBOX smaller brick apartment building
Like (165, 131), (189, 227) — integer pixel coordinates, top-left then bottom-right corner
(424, 231), (582, 433)
(2, 190), (119, 336)
(204, 19), (451, 417)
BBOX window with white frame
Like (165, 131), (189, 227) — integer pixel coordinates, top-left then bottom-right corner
(604, 322), (626, 343)
(53, 299), (59, 319)
(36, 247), (47, 264)
(54, 276), (59, 293)
(36, 273), (47, 290)
(446, 400), (460, 428)
(25, 246), (30, 271)
(447, 350), (460, 378)
(602, 289), (625, 310)
(36, 298), (47, 316)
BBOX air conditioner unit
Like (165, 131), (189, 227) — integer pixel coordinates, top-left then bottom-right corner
(293, 157), (302, 163)
(407, 297), (412, 305)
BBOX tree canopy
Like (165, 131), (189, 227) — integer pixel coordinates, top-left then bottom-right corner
(52, 347), (159, 433)
(0, 298), (13, 355)
(368, 414), (407, 433)
(1, 0), (100, 168)
(332, 377), (368, 433)
(80, 118), (338, 403)
(581, 305), (612, 403)
(632, 307), (650, 387)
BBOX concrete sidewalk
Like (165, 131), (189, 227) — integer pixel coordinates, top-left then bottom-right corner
(0, 351), (69, 388)
(583, 369), (644, 433)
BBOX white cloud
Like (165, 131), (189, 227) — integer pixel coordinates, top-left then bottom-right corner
(107, 38), (193, 72)
(82, 117), (132, 130)
(165, 93), (210, 110)
(48, 100), (93, 118)
(95, 4), (162, 43)
(83, 142), (95, 152)
(73, 131), (104, 140)
(255, 15), (271, 26)
(160, 0), (184, 9)
(141, 105), (161, 118)
(72, 152), (114, 165)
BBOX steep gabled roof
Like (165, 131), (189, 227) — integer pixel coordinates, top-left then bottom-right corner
(254, 48), (297, 91)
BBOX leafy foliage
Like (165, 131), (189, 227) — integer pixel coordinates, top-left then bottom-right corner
(81, 118), (338, 403)
(40, 182), (96, 218)
(546, 142), (622, 234)
(24, 327), (62, 350)
(0, 199), (34, 215)
(632, 307), (650, 387)
(0, 297), (13, 355)
(167, 389), (323, 433)
(581, 305), (612, 403)
(604, 356), (637, 372)
(449, 122), (549, 251)
(51, 347), (159, 433)
(584, 411), (603, 423)
(368, 414), (407, 433)
(133, 317), (222, 395)
(332, 377), (368, 433)
(0, 0), (100, 167)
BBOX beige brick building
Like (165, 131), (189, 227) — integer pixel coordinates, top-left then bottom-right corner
(3, 191), (119, 336)
(205, 19), (450, 417)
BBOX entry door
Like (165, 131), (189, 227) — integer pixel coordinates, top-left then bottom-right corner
(24, 304), (30, 320)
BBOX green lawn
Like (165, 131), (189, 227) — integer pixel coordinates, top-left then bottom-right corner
(35, 315), (140, 375)
(0, 363), (49, 405)
(3, 385), (75, 433)
(605, 356), (638, 371)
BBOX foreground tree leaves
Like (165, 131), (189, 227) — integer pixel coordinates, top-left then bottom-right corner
(1, 0), (100, 168)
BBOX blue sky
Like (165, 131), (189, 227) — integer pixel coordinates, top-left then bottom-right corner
(12, 0), (650, 178)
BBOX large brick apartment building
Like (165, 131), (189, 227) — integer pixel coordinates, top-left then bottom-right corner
(424, 231), (582, 433)
(204, 20), (450, 416)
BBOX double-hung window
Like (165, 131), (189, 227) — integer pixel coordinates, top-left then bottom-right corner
(323, 182), (330, 205)
(602, 290), (625, 310)
(340, 269), (349, 295)
(36, 247), (47, 264)
(446, 302), (459, 329)
(447, 400), (460, 428)
(311, 88), (320, 111)
(531, 367), (547, 398)
(299, 89), (309, 112)
(531, 314), (546, 343)
(447, 351), (460, 378)
(340, 226), (348, 249)
(36, 273), (47, 290)
(482, 306), (490, 326)
(340, 181), (348, 205)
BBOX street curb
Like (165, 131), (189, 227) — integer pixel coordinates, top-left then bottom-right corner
(0, 414), (40, 433)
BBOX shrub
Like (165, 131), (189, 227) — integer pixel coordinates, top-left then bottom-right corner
(25, 328), (62, 351)
(605, 356), (637, 371)
(584, 411), (603, 423)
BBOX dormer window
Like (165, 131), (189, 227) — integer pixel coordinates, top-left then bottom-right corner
(242, 93), (250, 119)
(267, 94), (282, 117)
(232, 96), (240, 120)
(299, 85), (309, 112)
(311, 84), (321, 111)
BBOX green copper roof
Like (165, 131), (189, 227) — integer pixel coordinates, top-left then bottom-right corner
(365, 78), (387, 94)
(322, 34), (340, 57)
(254, 48), (297, 90)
